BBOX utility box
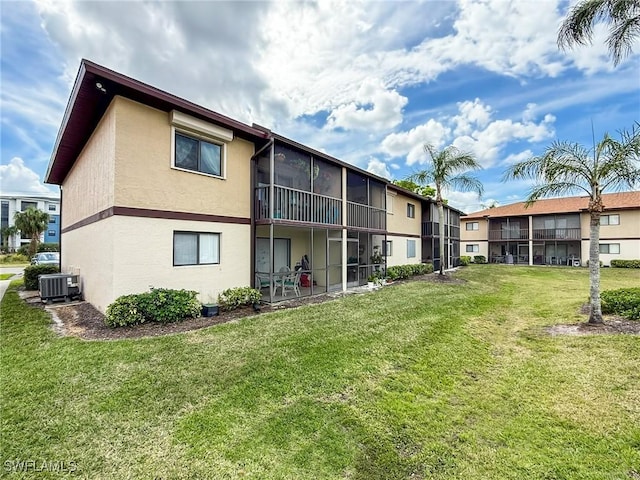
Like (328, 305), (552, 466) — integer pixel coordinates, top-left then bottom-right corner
(39, 274), (82, 304)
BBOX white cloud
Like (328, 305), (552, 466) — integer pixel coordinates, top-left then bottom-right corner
(366, 157), (391, 179)
(0, 157), (53, 194)
(380, 120), (451, 165)
(326, 79), (407, 131)
(503, 150), (534, 165)
(445, 190), (484, 214)
(381, 99), (555, 168)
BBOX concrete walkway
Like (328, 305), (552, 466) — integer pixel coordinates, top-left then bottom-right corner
(0, 267), (25, 303)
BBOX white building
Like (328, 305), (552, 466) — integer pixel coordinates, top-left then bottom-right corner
(0, 192), (61, 251)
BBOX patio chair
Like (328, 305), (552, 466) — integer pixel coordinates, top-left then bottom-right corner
(274, 266), (290, 296)
(255, 273), (271, 290)
(282, 270), (302, 297)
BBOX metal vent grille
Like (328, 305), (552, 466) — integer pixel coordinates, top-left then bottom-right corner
(39, 274), (80, 303)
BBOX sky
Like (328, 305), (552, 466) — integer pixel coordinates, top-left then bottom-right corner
(1, 0), (638, 214)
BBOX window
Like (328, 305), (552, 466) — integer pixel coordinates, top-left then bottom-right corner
(174, 232), (220, 266)
(600, 214), (620, 226)
(407, 239), (416, 258)
(48, 230), (56, 236)
(48, 204), (56, 212)
(407, 203), (415, 218)
(21, 201), (37, 211)
(383, 240), (393, 256)
(50, 217), (56, 224)
(599, 243), (620, 254)
(466, 222), (479, 231)
(386, 194), (394, 214)
(175, 133), (222, 176)
(466, 244), (479, 253)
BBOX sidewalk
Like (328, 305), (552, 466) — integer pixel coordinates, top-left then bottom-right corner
(0, 267), (25, 303)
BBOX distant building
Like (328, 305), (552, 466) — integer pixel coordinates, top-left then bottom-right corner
(460, 191), (640, 266)
(0, 193), (60, 251)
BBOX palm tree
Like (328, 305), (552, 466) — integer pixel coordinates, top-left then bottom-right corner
(503, 124), (640, 324)
(408, 144), (483, 275)
(13, 208), (50, 257)
(1, 225), (18, 251)
(558, 0), (640, 66)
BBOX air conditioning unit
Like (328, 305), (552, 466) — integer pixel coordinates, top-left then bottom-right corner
(39, 274), (82, 304)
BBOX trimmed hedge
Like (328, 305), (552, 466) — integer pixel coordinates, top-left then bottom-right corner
(385, 263), (433, 281)
(460, 256), (471, 266)
(218, 286), (262, 312)
(601, 287), (640, 320)
(105, 288), (201, 328)
(24, 264), (60, 290)
(473, 255), (487, 264)
(610, 259), (640, 269)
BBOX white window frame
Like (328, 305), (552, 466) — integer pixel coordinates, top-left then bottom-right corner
(170, 110), (232, 179)
(466, 244), (479, 253)
(466, 222), (479, 231)
(173, 231), (221, 266)
(600, 214), (620, 226)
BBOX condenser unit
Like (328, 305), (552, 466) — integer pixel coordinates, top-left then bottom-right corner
(39, 274), (82, 304)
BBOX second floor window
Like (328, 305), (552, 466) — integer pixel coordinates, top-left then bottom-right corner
(600, 214), (620, 226)
(407, 203), (415, 218)
(466, 222), (479, 231)
(175, 132), (222, 177)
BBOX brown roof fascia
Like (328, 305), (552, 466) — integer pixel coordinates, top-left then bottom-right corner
(46, 59), (270, 185)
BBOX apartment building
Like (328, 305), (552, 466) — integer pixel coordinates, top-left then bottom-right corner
(460, 191), (640, 266)
(0, 193), (60, 251)
(46, 60), (460, 312)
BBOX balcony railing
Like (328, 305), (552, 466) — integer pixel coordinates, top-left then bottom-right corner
(255, 185), (342, 225)
(347, 201), (386, 230)
(533, 228), (581, 240)
(489, 229), (530, 240)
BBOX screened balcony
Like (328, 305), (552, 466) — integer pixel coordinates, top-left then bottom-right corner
(255, 185), (342, 225)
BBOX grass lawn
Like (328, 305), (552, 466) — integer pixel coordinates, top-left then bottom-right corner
(0, 273), (15, 280)
(1, 266), (639, 479)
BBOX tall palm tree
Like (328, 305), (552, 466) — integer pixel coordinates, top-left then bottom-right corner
(1, 225), (18, 251)
(503, 124), (640, 324)
(558, 0), (640, 65)
(408, 144), (483, 275)
(13, 207), (50, 257)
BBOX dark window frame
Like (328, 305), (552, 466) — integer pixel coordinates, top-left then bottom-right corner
(173, 231), (221, 266)
(407, 203), (415, 218)
(174, 131), (224, 177)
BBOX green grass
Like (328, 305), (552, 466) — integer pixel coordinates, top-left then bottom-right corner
(0, 273), (14, 280)
(1, 266), (639, 479)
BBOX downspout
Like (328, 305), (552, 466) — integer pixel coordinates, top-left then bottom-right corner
(58, 186), (63, 272)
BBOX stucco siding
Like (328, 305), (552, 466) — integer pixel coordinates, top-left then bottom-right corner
(61, 218), (115, 314)
(113, 96), (254, 218)
(387, 192), (421, 236)
(61, 101), (116, 228)
(386, 234), (421, 266)
(112, 216), (251, 308)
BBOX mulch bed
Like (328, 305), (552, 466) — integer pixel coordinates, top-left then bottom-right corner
(18, 271), (636, 340)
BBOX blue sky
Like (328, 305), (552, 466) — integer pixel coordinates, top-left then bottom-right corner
(1, 0), (638, 213)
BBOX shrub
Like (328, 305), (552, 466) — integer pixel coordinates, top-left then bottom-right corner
(460, 256), (471, 266)
(0, 253), (29, 264)
(610, 259), (640, 269)
(473, 255), (487, 264)
(17, 245), (30, 257)
(601, 288), (640, 320)
(23, 264), (60, 290)
(218, 287), (262, 312)
(385, 263), (432, 281)
(105, 295), (146, 327)
(105, 288), (201, 328)
(37, 243), (59, 253)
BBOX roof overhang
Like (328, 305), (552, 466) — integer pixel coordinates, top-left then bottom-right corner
(46, 60), (269, 185)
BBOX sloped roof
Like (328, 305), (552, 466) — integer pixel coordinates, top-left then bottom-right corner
(463, 191), (640, 219)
